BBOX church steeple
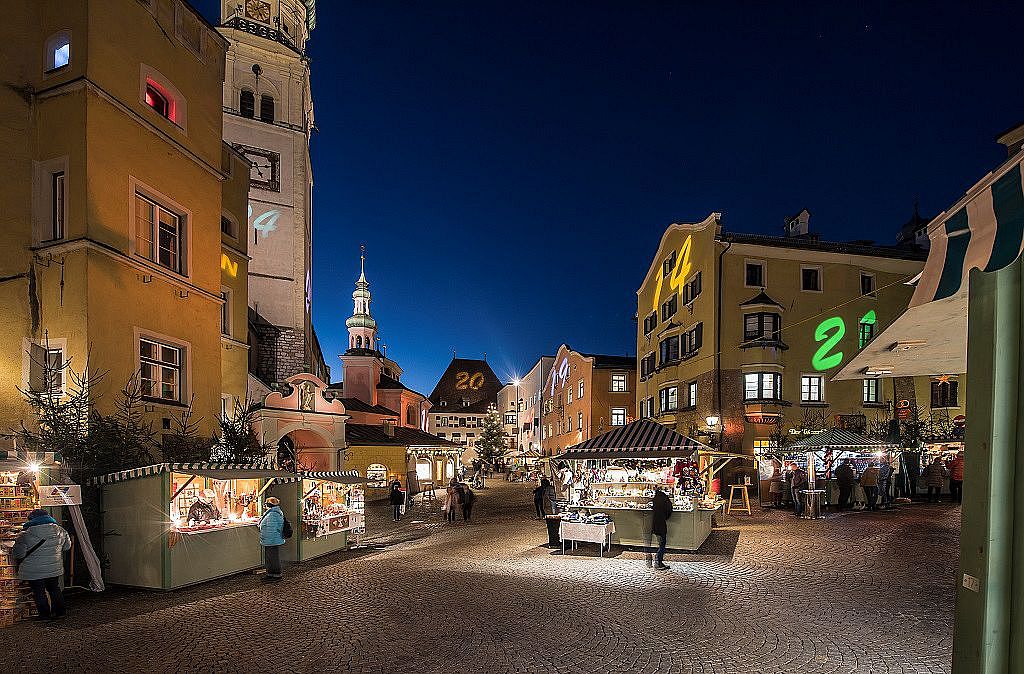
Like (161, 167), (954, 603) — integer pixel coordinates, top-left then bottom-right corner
(346, 246), (377, 352)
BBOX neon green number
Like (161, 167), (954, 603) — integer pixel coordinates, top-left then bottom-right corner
(812, 316), (845, 371)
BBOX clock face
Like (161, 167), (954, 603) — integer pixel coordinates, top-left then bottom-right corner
(235, 144), (280, 192)
(245, 0), (272, 22)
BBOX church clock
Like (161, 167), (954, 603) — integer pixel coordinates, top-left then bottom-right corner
(244, 0), (272, 22)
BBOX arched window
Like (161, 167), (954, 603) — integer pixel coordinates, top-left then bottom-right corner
(45, 31), (71, 72)
(240, 89), (255, 118)
(260, 95), (275, 123)
(366, 464), (388, 487)
(355, 336), (363, 348)
(406, 406), (418, 426)
(144, 83), (169, 118)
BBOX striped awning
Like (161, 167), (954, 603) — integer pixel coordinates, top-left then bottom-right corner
(89, 461), (284, 486)
(556, 419), (711, 460)
(788, 428), (895, 450)
(275, 470), (363, 485)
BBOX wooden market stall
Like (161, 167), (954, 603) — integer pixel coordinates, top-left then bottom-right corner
(269, 470), (365, 563)
(786, 429), (897, 511)
(90, 462), (293, 590)
(554, 419), (726, 551)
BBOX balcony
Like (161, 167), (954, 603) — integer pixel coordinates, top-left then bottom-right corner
(222, 16), (301, 54)
(742, 399), (791, 424)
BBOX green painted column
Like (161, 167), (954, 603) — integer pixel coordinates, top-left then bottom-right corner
(954, 258), (1024, 672)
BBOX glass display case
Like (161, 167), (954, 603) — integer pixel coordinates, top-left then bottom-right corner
(301, 479), (364, 539)
(169, 472), (261, 534)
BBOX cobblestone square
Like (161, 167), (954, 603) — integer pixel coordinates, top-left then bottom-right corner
(2, 482), (957, 673)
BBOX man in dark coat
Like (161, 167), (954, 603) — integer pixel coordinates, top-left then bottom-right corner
(649, 488), (673, 570)
(836, 460), (856, 510)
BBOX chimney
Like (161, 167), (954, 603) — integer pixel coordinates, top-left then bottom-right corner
(383, 419), (396, 437)
(784, 208), (811, 238)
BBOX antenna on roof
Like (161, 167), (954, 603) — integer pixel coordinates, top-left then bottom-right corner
(483, 352), (487, 361)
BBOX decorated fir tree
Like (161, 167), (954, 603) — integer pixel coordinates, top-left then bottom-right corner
(475, 403), (507, 466)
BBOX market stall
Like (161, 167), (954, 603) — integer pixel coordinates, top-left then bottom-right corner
(554, 419), (724, 551)
(787, 429), (897, 512)
(270, 470), (365, 562)
(90, 462), (293, 590)
(0, 450), (60, 626)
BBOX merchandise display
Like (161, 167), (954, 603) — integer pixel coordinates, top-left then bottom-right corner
(0, 473), (37, 626)
(570, 459), (717, 512)
(301, 479), (364, 539)
(170, 473), (261, 534)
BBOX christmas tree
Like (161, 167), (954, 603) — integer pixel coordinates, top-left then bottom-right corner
(476, 403), (507, 466)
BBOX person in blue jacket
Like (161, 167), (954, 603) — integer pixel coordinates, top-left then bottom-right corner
(259, 497), (285, 580)
(13, 509), (71, 620)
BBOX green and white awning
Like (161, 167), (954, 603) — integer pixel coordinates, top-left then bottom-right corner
(275, 470), (363, 485)
(89, 461), (284, 486)
(836, 150), (1024, 380)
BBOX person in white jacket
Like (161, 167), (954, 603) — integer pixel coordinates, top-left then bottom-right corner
(13, 509), (71, 620)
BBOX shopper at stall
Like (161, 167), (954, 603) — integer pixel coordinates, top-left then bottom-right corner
(389, 480), (405, 522)
(443, 479), (461, 523)
(878, 460), (894, 509)
(13, 509), (71, 620)
(861, 462), (880, 511)
(544, 477), (558, 515)
(187, 489), (221, 524)
(533, 479), (548, 518)
(923, 457), (947, 503)
(948, 451), (965, 503)
(790, 465), (808, 517)
(648, 487), (673, 570)
(769, 458), (785, 508)
(259, 496), (286, 580)
(836, 460), (856, 510)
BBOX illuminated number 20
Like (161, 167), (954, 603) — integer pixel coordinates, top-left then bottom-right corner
(455, 372), (485, 390)
(812, 316), (845, 371)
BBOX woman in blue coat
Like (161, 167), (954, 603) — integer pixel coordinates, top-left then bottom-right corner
(259, 497), (285, 580)
(13, 509), (72, 619)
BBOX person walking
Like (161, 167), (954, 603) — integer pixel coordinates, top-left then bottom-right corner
(648, 487), (673, 570)
(443, 479), (461, 523)
(836, 459), (856, 510)
(923, 457), (947, 503)
(948, 451), (965, 503)
(877, 459), (894, 509)
(461, 485), (476, 521)
(533, 479), (549, 518)
(769, 458), (784, 508)
(13, 509), (71, 620)
(389, 480), (405, 522)
(861, 462), (880, 511)
(790, 465), (808, 517)
(543, 477), (558, 515)
(259, 496), (286, 580)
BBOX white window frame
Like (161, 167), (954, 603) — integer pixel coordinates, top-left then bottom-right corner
(863, 378), (881, 404)
(745, 372), (782, 401)
(578, 411), (583, 433)
(744, 259), (766, 289)
(32, 156), (69, 245)
(610, 373), (627, 392)
(800, 265), (823, 293)
(135, 329), (191, 405)
(800, 374), (825, 403)
(610, 407), (627, 426)
(129, 177), (192, 278)
(43, 30), (72, 73)
(22, 337), (68, 398)
(578, 379), (584, 400)
(688, 381), (697, 408)
(220, 287), (232, 337)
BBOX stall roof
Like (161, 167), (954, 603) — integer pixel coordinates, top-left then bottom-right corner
(0, 450), (60, 469)
(89, 462), (291, 485)
(276, 470), (364, 485)
(555, 419), (711, 460)
(787, 428), (895, 450)
(346, 423), (459, 447)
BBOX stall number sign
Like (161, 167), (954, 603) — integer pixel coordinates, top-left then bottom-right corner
(39, 485), (82, 507)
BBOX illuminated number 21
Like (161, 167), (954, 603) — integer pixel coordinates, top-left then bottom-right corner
(812, 316), (845, 371)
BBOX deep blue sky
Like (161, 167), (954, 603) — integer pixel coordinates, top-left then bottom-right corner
(197, 1), (1023, 396)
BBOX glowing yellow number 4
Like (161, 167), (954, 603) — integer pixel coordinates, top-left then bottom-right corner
(652, 234), (693, 313)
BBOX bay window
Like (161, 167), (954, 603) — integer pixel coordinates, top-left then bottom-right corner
(744, 372), (782, 401)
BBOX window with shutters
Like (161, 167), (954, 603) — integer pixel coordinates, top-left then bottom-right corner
(240, 89), (255, 118)
(743, 313), (781, 342)
(260, 94), (275, 123)
(661, 293), (678, 321)
(659, 335), (680, 366)
(643, 311), (657, 335)
(682, 323), (703, 358)
(683, 272), (702, 304)
(931, 380), (958, 408)
(659, 386), (679, 413)
(27, 343), (64, 396)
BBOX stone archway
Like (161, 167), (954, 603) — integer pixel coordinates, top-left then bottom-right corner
(281, 428), (334, 471)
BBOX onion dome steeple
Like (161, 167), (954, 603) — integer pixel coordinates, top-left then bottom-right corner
(346, 246), (378, 352)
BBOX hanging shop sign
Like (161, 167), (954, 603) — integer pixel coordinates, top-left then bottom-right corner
(38, 484), (82, 506)
(897, 399), (912, 420)
(953, 415), (966, 427)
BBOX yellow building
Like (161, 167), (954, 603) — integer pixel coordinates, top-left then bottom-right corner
(635, 211), (964, 462)
(0, 0), (249, 437)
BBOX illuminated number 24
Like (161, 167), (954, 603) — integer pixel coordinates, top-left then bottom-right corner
(812, 316), (845, 371)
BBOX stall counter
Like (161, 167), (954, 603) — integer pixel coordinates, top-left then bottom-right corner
(572, 505), (717, 551)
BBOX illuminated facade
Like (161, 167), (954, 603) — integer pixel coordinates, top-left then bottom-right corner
(426, 358), (503, 458)
(216, 0), (329, 390)
(0, 0), (249, 435)
(541, 345), (636, 456)
(497, 356), (555, 456)
(635, 212), (964, 456)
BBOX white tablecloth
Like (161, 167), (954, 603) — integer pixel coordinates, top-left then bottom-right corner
(559, 520), (615, 545)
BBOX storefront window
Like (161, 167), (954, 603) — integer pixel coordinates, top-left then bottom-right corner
(301, 479), (364, 539)
(415, 459), (432, 481)
(366, 464), (388, 488)
(169, 472), (261, 533)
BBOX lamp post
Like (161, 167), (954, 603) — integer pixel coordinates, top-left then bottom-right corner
(512, 377), (521, 467)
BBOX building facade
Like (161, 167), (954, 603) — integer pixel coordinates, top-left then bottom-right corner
(541, 345), (636, 456)
(216, 0), (329, 390)
(426, 358), (503, 458)
(634, 211), (964, 458)
(0, 0), (249, 437)
(497, 355), (555, 457)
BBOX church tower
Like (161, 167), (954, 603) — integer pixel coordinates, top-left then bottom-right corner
(217, 1), (328, 390)
(346, 248), (378, 352)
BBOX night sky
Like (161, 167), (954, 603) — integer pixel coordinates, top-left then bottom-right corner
(196, 1), (1023, 396)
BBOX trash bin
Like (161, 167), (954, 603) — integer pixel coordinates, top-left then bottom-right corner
(544, 515), (562, 547)
(801, 489), (826, 519)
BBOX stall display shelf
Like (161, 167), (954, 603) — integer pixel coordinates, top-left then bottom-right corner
(0, 482), (36, 627)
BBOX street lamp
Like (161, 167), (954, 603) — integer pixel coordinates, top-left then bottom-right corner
(696, 415), (722, 448)
(512, 377), (521, 468)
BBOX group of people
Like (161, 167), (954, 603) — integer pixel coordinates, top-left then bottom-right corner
(443, 478), (476, 522)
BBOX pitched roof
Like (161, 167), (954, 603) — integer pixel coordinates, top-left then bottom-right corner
(345, 423), (459, 447)
(740, 290), (784, 308)
(721, 232), (927, 261)
(428, 357), (503, 408)
(787, 428), (895, 449)
(582, 353), (636, 369)
(555, 419), (711, 459)
(336, 397), (399, 416)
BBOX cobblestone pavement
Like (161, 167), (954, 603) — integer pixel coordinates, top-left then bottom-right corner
(2, 481), (958, 673)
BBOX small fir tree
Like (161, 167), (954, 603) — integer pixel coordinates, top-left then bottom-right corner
(211, 397), (272, 464)
(475, 403), (507, 466)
